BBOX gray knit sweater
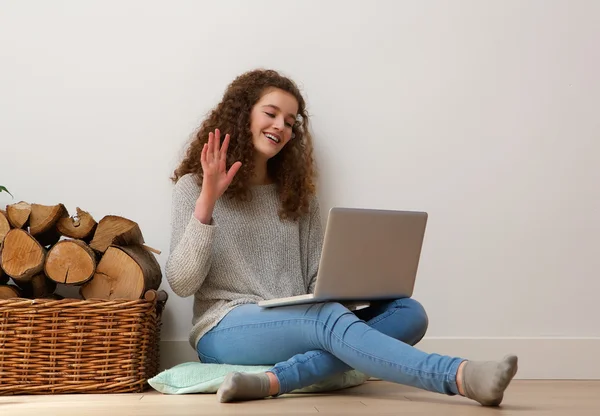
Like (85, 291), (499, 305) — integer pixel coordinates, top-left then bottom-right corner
(165, 173), (323, 349)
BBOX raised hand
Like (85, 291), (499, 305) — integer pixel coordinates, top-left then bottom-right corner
(194, 129), (242, 224)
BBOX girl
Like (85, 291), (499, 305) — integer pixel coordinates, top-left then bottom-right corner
(166, 69), (518, 405)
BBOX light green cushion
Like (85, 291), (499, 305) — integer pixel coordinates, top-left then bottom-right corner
(148, 362), (369, 395)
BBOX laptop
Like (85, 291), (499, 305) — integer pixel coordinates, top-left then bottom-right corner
(257, 207), (428, 308)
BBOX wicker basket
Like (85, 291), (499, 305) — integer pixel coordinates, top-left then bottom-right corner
(0, 291), (167, 395)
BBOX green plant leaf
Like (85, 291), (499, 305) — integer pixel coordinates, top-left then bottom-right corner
(0, 186), (13, 197)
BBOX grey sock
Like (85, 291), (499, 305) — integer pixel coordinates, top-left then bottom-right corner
(461, 355), (518, 406)
(216, 372), (272, 403)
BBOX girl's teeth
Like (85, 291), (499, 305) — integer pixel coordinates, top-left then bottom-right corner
(266, 134), (279, 143)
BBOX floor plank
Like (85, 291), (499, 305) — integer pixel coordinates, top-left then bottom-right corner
(0, 380), (598, 415)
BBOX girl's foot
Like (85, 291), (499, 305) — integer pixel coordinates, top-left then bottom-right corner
(217, 371), (279, 403)
(458, 355), (519, 406)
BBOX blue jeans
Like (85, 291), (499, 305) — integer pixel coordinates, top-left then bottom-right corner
(196, 298), (464, 395)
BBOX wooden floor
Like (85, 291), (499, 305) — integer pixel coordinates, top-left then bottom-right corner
(0, 380), (598, 415)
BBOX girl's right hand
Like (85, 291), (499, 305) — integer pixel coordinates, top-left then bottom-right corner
(194, 129), (242, 223)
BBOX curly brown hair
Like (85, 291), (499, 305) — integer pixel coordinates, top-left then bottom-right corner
(172, 69), (317, 221)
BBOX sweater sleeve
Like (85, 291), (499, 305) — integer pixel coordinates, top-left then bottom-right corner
(165, 174), (216, 298)
(306, 196), (324, 294)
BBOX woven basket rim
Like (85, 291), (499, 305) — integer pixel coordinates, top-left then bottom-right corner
(0, 297), (160, 308)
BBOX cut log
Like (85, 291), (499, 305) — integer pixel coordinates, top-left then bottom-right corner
(29, 203), (69, 246)
(29, 203), (68, 235)
(56, 207), (98, 242)
(6, 201), (31, 229)
(0, 284), (21, 299)
(80, 245), (161, 300)
(89, 215), (145, 254)
(1, 229), (46, 283)
(19, 273), (57, 299)
(118, 245), (162, 291)
(45, 239), (96, 285)
(0, 210), (10, 244)
(144, 289), (168, 303)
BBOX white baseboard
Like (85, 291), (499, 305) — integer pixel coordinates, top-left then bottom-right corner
(159, 337), (600, 379)
(416, 337), (599, 379)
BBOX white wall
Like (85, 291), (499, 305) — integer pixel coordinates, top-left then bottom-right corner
(1, 1), (598, 378)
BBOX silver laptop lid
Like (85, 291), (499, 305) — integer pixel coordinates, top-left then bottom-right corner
(314, 208), (428, 301)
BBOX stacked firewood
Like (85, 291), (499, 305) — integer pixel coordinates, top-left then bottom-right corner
(0, 202), (162, 300)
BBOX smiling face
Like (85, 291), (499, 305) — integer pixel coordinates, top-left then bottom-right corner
(250, 87), (299, 163)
